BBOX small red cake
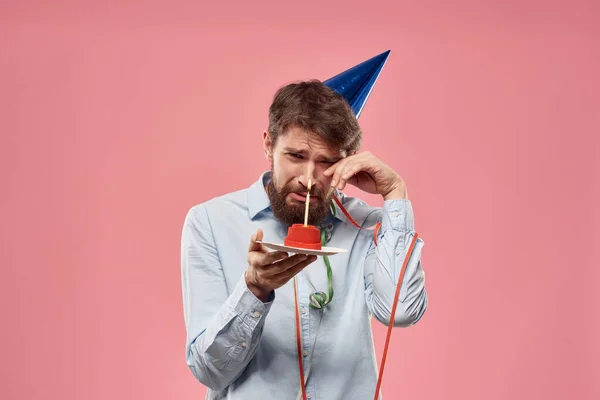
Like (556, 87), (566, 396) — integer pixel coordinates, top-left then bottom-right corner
(284, 224), (322, 250)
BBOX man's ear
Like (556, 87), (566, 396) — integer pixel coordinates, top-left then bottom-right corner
(263, 130), (273, 161)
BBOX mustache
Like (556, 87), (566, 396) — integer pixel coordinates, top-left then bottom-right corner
(282, 185), (326, 199)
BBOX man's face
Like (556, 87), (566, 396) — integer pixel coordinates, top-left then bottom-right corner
(264, 125), (346, 227)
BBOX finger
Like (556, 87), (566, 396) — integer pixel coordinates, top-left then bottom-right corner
(259, 251), (289, 266)
(248, 229), (267, 253)
(248, 250), (293, 270)
(322, 163), (337, 177)
(265, 253), (310, 274)
(329, 159), (349, 188)
(336, 161), (365, 190)
(274, 255), (318, 281)
(337, 152), (376, 189)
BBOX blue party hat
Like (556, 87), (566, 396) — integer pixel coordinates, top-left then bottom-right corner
(323, 50), (391, 119)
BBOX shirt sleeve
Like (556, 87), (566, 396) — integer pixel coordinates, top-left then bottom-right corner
(363, 199), (428, 327)
(181, 205), (274, 391)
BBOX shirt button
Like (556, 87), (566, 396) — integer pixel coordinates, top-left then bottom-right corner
(307, 394), (312, 399)
(396, 249), (401, 255)
(303, 350), (308, 357)
(301, 307), (307, 314)
(253, 311), (261, 318)
(241, 342), (247, 348)
(392, 211), (399, 217)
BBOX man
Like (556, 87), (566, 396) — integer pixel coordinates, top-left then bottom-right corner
(181, 56), (427, 400)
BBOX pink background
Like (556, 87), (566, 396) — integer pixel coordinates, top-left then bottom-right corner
(1, 1), (598, 399)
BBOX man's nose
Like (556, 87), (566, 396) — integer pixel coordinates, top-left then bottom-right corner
(298, 174), (316, 190)
(298, 164), (316, 189)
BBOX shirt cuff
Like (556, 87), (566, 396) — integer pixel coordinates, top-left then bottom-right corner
(230, 274), (275, 330)
(382, 199), (415, 232)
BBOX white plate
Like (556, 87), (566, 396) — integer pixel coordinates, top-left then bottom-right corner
(256, 241), (347, 256)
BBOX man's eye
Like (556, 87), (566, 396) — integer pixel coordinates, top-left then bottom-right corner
(289, 153), (303, 159)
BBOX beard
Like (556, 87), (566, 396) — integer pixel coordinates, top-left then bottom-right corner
(266, 169), (332, 227)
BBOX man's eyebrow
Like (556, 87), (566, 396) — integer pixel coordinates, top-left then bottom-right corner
(283, 147), (342, 162)
(321, 156), (343, 162)
(283, 147), (306, 154)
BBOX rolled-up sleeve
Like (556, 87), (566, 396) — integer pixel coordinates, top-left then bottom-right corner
(363, 199), (428, 327)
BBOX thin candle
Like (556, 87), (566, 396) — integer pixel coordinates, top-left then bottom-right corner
(304, 179), (311, 226)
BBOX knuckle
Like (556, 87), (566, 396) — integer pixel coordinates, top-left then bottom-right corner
(249, 253), (263, 267)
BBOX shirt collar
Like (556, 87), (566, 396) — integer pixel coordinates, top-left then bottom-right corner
(247, 170), (344, 224)
(247, 171), (273, 220)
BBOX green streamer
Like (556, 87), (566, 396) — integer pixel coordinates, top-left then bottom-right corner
(308, 228), (335, 310)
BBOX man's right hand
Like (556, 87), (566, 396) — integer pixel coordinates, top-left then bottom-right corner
(245, 228), (318, 302)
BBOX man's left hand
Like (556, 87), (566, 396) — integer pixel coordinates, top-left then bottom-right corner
(322, 151), (408, 200)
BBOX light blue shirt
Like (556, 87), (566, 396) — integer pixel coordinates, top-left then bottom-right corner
(180, 171), (427, 400)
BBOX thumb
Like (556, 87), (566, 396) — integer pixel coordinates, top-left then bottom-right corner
(248, 228), (266, 252)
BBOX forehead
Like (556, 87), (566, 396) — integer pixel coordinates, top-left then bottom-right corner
(277, 125), (344, 157)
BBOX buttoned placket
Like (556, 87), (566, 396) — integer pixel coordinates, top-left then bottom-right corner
(296, 272), (316, 399)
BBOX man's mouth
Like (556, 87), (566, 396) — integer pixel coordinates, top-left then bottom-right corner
(289, 192), (319, 203)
